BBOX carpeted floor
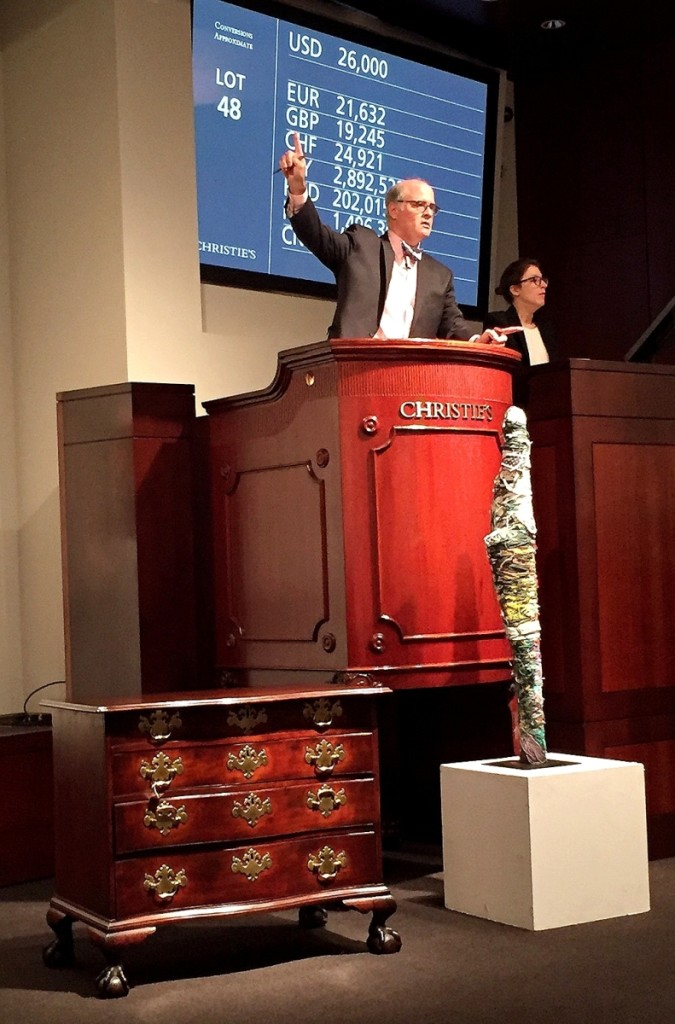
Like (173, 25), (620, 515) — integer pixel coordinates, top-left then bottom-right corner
(1, 848), (674, 1023)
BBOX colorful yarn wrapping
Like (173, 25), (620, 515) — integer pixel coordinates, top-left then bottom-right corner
(485, 405), (547, 766)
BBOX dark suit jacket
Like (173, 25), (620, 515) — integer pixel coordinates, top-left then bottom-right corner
(290, 198), (474, 340)
(483, 304), (558, 408)
(483, 304), (557, 367)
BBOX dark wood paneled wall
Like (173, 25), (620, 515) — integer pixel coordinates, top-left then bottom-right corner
(513, 37), (675, 362)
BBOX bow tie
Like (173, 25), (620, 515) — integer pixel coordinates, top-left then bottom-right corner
(401, 241), (422, 267)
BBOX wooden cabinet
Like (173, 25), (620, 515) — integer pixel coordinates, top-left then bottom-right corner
(56, 382), (202, 702)
(526, 359), (675, 858)
(0, 725), (53, 885)
(42, 682), (400, 997)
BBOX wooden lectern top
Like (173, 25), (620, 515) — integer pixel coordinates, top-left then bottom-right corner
(204, 338), (521, 414)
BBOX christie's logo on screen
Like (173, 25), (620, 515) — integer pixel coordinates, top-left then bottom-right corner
(399, 401), (493, 422)
(199, 242), (256, 260)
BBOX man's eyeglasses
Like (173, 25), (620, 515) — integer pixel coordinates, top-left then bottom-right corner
(519, 275), (549, 287)
(396, 199), (441, 215)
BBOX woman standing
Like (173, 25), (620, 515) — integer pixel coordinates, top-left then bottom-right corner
(484, 258), (556, 368)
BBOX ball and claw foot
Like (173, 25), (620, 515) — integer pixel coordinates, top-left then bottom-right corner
(95, 963), (130, 999)
(367, 924), (402, 955)
(43, 936), (75, 969)
(298, 905), (328, 929)
(43, 913), (75, 968)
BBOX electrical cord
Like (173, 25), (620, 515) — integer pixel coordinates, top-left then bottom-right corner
(22, 679), (65, 716)
(0, 679), (64, 727)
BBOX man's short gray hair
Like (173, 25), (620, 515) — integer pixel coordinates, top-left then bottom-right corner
(385, 182), (406, 206)
(384, 179), (433, 207)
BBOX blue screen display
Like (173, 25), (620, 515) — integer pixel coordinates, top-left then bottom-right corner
(192, 0), (498, 310)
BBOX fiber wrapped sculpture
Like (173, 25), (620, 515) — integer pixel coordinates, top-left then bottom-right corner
(485, 405), (547, 766)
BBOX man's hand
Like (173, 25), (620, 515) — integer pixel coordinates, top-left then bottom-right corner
(279, 132), (307, 196)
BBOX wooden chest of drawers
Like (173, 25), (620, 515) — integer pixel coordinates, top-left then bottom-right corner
(43, 682), (400, 996)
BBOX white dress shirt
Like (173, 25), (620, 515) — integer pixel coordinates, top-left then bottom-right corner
(523, 324), (550, 365)
(374, 231), (418, 339)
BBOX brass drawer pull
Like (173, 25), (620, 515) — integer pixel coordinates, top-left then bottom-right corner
(138, 710), (182, 744)
(226, 744), (268, 779)
(139, 752), (184, 796)
(307, 845), (347, 882)
(232, 793), (272, 827)
(231, 848), (272, 881)
(227, 706), (268, 734)
(303, 698), (343, 730)
(143, 864), (187, 901)
(305, 739), (345, 776)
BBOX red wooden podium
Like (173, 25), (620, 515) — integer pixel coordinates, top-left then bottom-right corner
(203, 339), (521, 691)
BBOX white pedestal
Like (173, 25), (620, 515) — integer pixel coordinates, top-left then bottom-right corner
(440, 753), (650, 931)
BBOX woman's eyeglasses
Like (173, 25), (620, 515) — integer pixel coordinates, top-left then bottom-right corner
(519, 275), (548, 287)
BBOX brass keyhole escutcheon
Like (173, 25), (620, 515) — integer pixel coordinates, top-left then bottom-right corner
(307, 784), (347, 818)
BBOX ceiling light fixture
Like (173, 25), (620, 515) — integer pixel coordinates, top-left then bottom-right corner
(541, 19), (566, 30)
